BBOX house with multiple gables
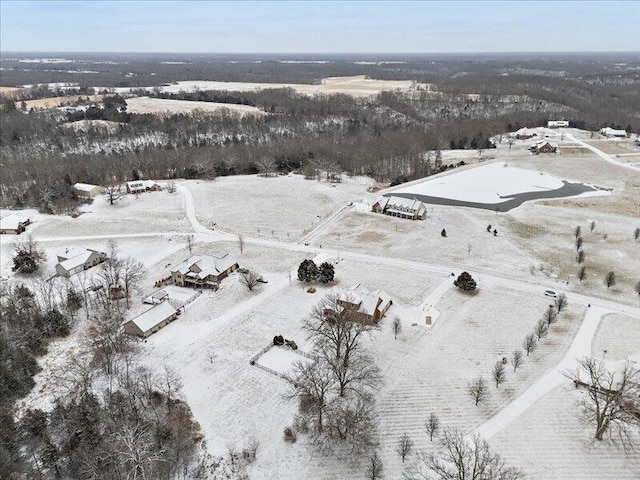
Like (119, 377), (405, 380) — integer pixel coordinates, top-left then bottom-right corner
(123, 301), (178, 337)
(529, 140), (558, 154)
(0, 214), (31, 235)
(73, 183), (103, 198)
(372, 196), (427, 220)
(170, 254), (239, 289)
(55, 247), (108, 277)
(335, 283), (393, 324)
(126, 180), (163, 194)
(510, 127), (537, 140)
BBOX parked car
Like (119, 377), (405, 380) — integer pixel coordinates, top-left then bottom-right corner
(544, 290), (557, 297)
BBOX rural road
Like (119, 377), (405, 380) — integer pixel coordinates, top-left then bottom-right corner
(566, 134), (640, 171)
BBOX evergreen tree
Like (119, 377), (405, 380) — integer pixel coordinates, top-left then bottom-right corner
(297, 259), (318, 282)
(318, 262), (335, 284)
(454, 271), (477, 291)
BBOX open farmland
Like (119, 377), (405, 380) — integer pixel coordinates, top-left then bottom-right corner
(125, 96), (267, 116)
(151, 75), (430, 97)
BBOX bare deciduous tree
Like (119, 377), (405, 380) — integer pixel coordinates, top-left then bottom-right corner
(555, 293), (568, 313)
(425, 412), (440, 441)
(543, 305), (558, 328)
(407, 428), (524, 480)
(576, 249), (584, 265)
(257, 157), (276, 177)
(290, 359), (335, 433)
(392, 316), (401, 340)
(185, 234), (195, 254)
(304, 294), (380, 397)
(578, 266), (587, 283)
(238, 234), (245, 255)
(368, 451), (384, 480)
(492, 360), (506, 389)
(240, 270), (260, 291)
(563, 357), (640, 445)
(575, 236), (583, 251)
(511, 349), (523, 372)
(634, 227), (640, 241)
(590, 220), (596, 232)
(574, 225), (581, 239)
(468, 376), (489, 406)
(535, 318), (549, 341)
(522, 333), (537, 357)
(397, 433), (413, 463)
(121, 257), (146, 309)
(103, 184), (122, 205)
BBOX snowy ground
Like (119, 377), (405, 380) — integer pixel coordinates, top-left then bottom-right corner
(125, 96), (267, 116)
(184, 174), (375, 240)
(3, 128), (639, 479)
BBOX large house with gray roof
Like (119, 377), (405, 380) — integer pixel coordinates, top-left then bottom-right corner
(170, 254), (239, 289)
(372, 196), (427, 220)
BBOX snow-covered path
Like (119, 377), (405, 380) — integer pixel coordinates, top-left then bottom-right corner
(566, 134), (640, 171)
(298, 204), (354, 245)
(472, 305), (609, 439)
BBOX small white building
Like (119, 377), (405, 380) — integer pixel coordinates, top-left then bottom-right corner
(372, 196), (427, 220)
(0, 214), (31, 234)
(547, 120), (569, 128)
(126, 180), (162, 194)
(55, 248), (108, 277)
(73, 183), (103, 198)
(599, 127), (627, 138)
(123, 301), (178, 337)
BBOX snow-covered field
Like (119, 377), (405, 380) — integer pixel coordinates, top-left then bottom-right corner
(184, 174), (375, 240)
(125, 96), (267, 116)
(104, 75), (428, 97)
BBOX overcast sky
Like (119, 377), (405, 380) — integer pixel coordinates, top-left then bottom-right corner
(1, 0), (639, 53)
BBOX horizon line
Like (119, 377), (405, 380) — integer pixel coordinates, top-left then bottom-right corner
(2, 50), (639, 56)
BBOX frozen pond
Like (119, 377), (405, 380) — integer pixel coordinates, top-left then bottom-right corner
(389, 163), (609, 212)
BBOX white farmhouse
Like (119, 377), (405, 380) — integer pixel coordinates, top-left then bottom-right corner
(126, 180), (162, 194)
(55, 248), (108, 277)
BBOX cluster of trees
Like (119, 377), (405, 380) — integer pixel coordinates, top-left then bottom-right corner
(0, 237), (216, 478)
(572, 223), (639, 293)
(12, 235), (47, 274)
(289, 295), (381, 460)
(468, 294), (569, 406)
(297, 259), (335, 284)
(9, 364), (202, 479)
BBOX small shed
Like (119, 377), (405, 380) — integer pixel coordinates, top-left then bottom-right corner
(123, 302), (178, 337)
(547, 120), (569, 128)
(73, 183), (103, 198)
(0, 214), (31, 235)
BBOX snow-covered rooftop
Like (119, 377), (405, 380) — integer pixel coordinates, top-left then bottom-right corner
(73, 182), (100, 192)
(127, 302), (177, 333)
(173, 254), (237, 280)
(0, 214), (29, 230)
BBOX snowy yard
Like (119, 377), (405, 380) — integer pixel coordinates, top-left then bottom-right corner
(254, 345), (313, 377)
(184, 174), (374, 240)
